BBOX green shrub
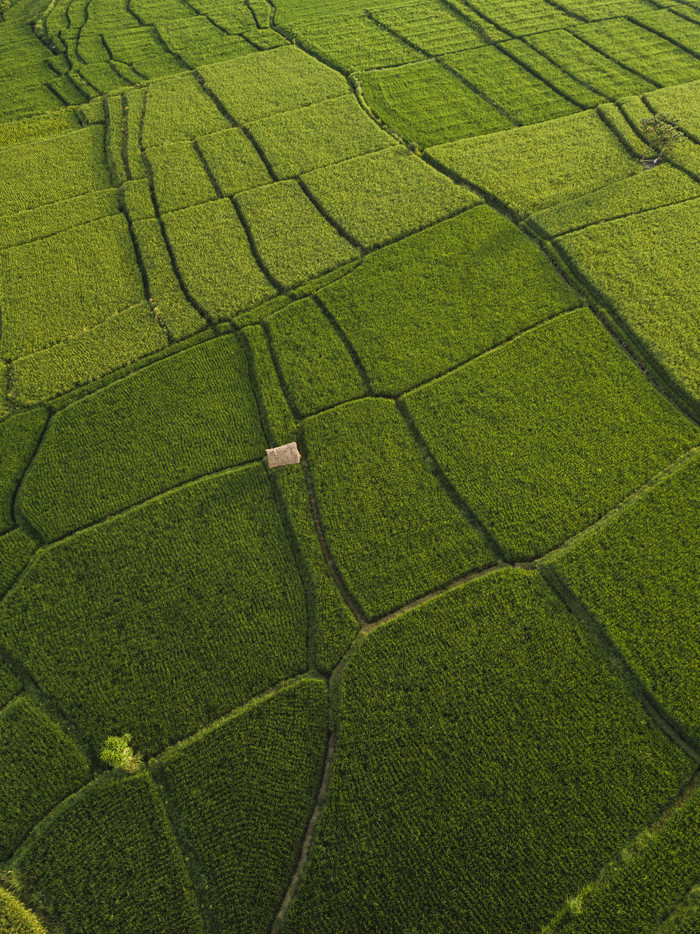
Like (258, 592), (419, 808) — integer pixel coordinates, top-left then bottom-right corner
(301, 145), (478, 249)
(15, 772), (204, 934)
(236, 180), (359, 289)
(0, 465), (307, 754)
(317, 206), (577, 394)
(303, 397), (494, 619)
(156, 678), (327, 932)
(405, 308), (699, 559)
(19, 335), (266, 539)
(285, 568), (691, 934)
(0, 696), (90, 859)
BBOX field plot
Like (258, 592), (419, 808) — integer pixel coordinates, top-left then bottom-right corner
(302, 398), (494, 619)
(1, 0), (700, 928)
(551, 453), (700, 746)
(315, 206), (578, 394)
(404, 309), (699, 558)
(156, 679), (328, 933)
(284, 569), (692, 934)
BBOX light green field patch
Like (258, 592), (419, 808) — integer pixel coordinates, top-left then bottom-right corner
(0, 213), (144, 358)
(197, 127), (271, 197)
(247, 95), (394, 179)
(551, 454), (700, 746)
(302, 145), (478, 248)
(0, 465), (307, 754)
(428, 109), (639, 217)
(19, 335), (266, 539)
(405, 309), (699, 559)
(148, 140), (217, 212)
(558, 197), (700, 404)
(237, 180), (359, 289)
(361, 59), (513, 148)
(303, 398), (494, 619)
(200, 45), (348, 124)
(0, 889), (46, 934)
(284, 568), (691, 934)
(0, 188), (120, 250)
(141, 73), (229, 148)
(164, 198), (277, 319)
(317, 206), (577, 394)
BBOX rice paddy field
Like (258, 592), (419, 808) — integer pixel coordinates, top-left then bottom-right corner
(0, 0), (699, 930)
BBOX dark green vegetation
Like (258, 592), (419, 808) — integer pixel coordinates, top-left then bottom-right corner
(284, 569), (692, 934)
(1, 0), (699, 930)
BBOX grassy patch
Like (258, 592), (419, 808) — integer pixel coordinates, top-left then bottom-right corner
(0, 529), (35, 599)
(558, 197), (700, 404)
(0, 696), (90, 859)
(361, 59), (513, 148)
(196, 127), (271, 197)
(317, 206), (577, 394)
(405, 309), (699, 559)
(148, 140), (217, 213)
(551, 453), (700, 746)
(0, 406), (47, 533)
(0, 889), (46, 934)
(156, 678), (327, 933)
(237, 180), (359, 289)
(0, 465), (307, 754)
(302, 398), (493, 619)
(248, 94), (394, 179)
(141, 73), (229, 148)
(302, 145), (478, 248)
(428, 109), (639, 217)
(19, 335), (266, 539)
(0, 188), (119, 250)
(15, 773), (204, 934)
(285, 568), (691, 934)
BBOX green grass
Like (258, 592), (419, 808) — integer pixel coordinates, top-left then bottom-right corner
(558, 198), (700, 405)
(200, 45), (347, 124)
(0, 465), (307, 754)
(464, 0), (577, 35)
(196, 127), (271, 197)
(0, 188), (120, 251)
(645, 77), (700, 140)
(141, 73), (229, 148)
(302, 145), (478, 248)
(15, 772), (205, 934)
(148, 140), (217, 212)
(240, 324), (297, 445)
(302, 398), (494, 619)
(285, 14), (422, 73)
(375, 1), (506, 53)
(270, 465), (359, 671)
(0, 530), (35, 599)
(405, 308), (699, 559)
(563, 784), (700, 933)
(248, 94), (394, 179)
(361, 59), (513, 148)
(0, 889), (46, 934)
(164, 198), (277, 319)
(155, 678), (328, 933)
(19, 335), (266, 540)
(428, 109), (639, 217)
(573, 18), (700, 86)
(0, 696), (91, 860)
(284, 568), (692, 934)
(236, 180), (359, 289)
(0, 407), (47, 533)
(444, 45), (580, 124)
(0, 661), (21, 708)
(0, 109), (79, 147)
(0, 125), (111, 216)
(530, 163), (698, 237)
(265, 297), (365, 416)
(316, 206), (577, 394)
(551, 453), (700, 746)
(0, 213), (144, 358)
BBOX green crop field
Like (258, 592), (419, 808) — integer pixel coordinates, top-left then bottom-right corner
(0, 0), (698, 930)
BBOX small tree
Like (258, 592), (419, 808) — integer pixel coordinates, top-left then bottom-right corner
(641, 112), (687, 167)
(100, 733), (143, 773)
